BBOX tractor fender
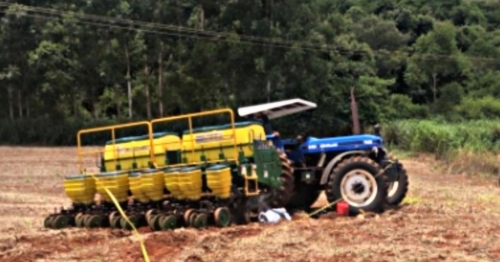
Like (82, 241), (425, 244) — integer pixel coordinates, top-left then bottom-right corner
(319, 150), (368, 185)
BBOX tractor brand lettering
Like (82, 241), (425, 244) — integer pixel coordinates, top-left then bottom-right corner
(308, 145), (317, 150)
(319, 143), (338, 148)
(195, 132), (233, 143)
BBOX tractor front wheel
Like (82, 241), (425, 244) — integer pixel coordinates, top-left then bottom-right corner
(325, 156), (387, 213)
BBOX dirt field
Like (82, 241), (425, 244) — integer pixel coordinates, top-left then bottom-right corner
(1, 147), (500, 262)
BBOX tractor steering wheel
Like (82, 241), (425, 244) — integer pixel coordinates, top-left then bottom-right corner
(296, 133), (307, 144)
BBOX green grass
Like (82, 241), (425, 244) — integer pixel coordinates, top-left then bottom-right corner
(383, 119), (500, 176)
(384, 119), (500, 157)
(384, 147), (415, 160)
(402, 196), (423, 205)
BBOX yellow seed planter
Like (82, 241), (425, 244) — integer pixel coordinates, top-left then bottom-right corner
(206, 164), (232, 199)
(140, 168), (165, 202)
(163, 167), (183, 199)
(95, 171), (129, 203)
(128, 172), (149, 204)
(64, 174), (96, 205)
(177, 166), (203, 201)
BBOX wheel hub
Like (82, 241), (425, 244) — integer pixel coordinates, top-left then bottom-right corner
(340, 169), (378, 207)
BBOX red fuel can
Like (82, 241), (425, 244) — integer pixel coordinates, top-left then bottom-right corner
(336, 201), (349, 216)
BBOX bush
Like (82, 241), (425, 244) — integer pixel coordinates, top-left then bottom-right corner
(454, 96), (500, 120)
(382, 94), (430, 120)
(383, 119), (500, 176)
(383, 119), (500, 157)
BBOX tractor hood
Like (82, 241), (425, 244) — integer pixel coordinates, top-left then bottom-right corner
(237, 98), (317, 120)
(301, 134), (384, 153)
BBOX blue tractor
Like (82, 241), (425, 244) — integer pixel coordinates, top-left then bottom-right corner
(43, 97), (408, 231)
(237, 98), (409, 214)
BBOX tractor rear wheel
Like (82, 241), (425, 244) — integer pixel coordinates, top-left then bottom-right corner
(285, 184), (322, 212)
(227, 185), (251, 225)
(385, 153), (409, 206)
(325, 156), (387, 213)
(228, 148), (295, 223)
(272, 150), (295, 207)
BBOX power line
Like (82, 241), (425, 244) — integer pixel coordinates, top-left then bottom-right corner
(0, 2), (348, 52)
(0, 2), (499, 63)
(0, 6), (377, 56)
(0, 10), (313, 52)
(0, 14), (336, 54)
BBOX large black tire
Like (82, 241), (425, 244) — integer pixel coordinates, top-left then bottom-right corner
(228, 186), (251, 225)
(325, 156), (388, 213)
(385, 153), (409, 206)
(285, 184), (322, 212)
(229, 148), (295, 222)
(270, 150), (295, 207)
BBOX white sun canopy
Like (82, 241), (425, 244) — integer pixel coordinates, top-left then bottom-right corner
(237, 98), (317, 120)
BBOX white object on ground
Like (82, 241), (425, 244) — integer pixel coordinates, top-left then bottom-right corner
(258, 208), (292, 224)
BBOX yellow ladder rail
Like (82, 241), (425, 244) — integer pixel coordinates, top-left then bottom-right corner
(241, 164), (260, 196)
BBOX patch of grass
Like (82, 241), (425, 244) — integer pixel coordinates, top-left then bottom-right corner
(384, 119), (500, 176)
(386, 148), (415, 160)
(384, 119), (500, 155)
(477, 193), (500, 205)
(475, 193), (500, 214)
(403, 196), (423, 205)
(446, 149), (499, 177)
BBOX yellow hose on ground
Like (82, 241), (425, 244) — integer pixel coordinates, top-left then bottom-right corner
(87, 172), (151, 262)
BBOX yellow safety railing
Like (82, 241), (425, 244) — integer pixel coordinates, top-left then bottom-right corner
(76, 121), (155, 173)
(150, 108), (239, 166)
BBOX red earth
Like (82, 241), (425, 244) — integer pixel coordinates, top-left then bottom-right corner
(1, 147), (500, 262)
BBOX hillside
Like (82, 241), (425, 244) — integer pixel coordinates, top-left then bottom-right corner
(1, 0), (500, 145)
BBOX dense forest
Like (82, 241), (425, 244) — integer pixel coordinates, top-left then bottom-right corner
(1, 0), (500, 145)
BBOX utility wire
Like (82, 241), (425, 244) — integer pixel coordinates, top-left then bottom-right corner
(0, 10), (336, 53)
(0, 2), (499, 62)
(0, 2), (349, 51)
(1, 9), (496, 64)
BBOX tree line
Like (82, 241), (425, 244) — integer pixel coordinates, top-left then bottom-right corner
(1, 0), (500, 145)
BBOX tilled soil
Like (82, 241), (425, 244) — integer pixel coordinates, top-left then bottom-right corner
(1, 147), (500, 262)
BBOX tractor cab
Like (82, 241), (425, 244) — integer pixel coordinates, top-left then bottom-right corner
(237, 98), (318, 154)
(237, 98), (386, 166)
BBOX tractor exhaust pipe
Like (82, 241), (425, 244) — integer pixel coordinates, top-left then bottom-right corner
(350, 86), (360, 135)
